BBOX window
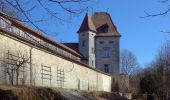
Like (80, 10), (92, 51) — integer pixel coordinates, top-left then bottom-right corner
(102, 50), (112, 58)
(82, 40), (85, 47)
(109, 41), (114, 44)
(92, 60), (94, 66)
(92, 48), (94, 54)
(102, 26), (109, 33)
(99, 41), (104, 44)
(104, 64), (110, 73)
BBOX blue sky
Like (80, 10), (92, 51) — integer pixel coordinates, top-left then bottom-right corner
(28, 0), (169, 67)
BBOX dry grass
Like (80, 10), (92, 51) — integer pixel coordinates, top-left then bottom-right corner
(0, 85), (126, 100)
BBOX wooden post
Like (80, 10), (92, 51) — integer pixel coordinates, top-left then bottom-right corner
(88, 80), (90, 91)
(30, 47), (32, 85)
(78, 79), (80, 90)
(50, 66), (51, 86)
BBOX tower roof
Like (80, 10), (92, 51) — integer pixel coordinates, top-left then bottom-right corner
(92, 12), (121, 37)
(77, 13), (97, 33)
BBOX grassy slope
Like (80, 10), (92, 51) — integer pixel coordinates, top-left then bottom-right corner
(0, 85), (126, 100)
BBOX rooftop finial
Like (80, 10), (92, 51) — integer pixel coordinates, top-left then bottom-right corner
(86, 7), (89, 13)
(107, 8), (109, 13)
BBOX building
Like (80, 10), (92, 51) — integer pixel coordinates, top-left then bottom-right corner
(64, 12), (121, 77)
(0, 11), (122, 92)
(0, 11), (112, 92)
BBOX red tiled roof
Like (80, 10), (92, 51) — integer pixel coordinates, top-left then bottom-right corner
(77, 13), (97, 33)
(0, 12), (82, 57)
(77, 12), (121, 37)
(92, 12), (121, 37)
(62, 43), (79, 53)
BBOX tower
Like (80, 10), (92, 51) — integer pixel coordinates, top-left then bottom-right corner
(77, 12), (121, 78)
(77, 13), (96, 68)
(92, 12), (121, 77)
(91, 12), (121, 77)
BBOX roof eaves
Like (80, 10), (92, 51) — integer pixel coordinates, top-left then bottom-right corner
(0, 11), (82, 58)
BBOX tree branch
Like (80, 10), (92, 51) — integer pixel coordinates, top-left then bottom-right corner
(159, 0), (169, 3)
(48, 0), (90, 3)
(142, 8), (170, 18)
(37, 0), (70, 22)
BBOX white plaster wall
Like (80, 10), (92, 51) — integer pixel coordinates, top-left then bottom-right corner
(0, 32), (111, 92)
(88, 31), (96, 68)
(78, 31), (96, 68)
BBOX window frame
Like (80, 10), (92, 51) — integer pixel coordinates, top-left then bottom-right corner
(99, 41), (104, 44)
(92, 48), (94, 54)
(82, 40), (85, 47)
(102, 49), (112, 58)
(103, 26), (109, 33)
(104, 64), (110, 73)
(92, 60), (94, 66)
(109, 41), (114, 44)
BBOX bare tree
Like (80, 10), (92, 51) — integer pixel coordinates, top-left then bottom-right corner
(0, 0), (97, 35)
(119, 49), (140, 94)
(143, 0), (170, 17)
(156, 42), (170, 89)
(0, 0), (24, 20)
(2, 50), (30, 85)
(120, 49), (139, 75)
(139, 42), (170, 99)
(142, 0), (170, 33)
(15, 51), (29, 85)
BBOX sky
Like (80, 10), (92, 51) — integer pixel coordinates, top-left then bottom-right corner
(27, 0), (170, 67)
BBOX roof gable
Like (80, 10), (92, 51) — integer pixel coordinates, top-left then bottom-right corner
(77, 13), (96, 33)
(92, 12), (121, 37)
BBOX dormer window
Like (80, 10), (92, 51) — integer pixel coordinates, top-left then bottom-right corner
(103, 26), (109, 33)
(97, 24), (109, 33)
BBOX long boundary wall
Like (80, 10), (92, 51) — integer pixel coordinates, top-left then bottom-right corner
(0, 28), (111, 92)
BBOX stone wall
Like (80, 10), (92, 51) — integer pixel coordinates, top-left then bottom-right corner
(95, 36), (120, 77)
(0, 31), (111, 92)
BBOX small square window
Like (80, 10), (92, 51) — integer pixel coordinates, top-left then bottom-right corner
(104, 64), (110, 73)
(92, 60), (94, 66)
(99, 41), (104, 44)
(109, 41), (114, 44)
(82, 40), (85, 47)
(92, 48), (94, 53)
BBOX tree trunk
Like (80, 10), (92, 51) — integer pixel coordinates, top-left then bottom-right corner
(11, 68), (14, 85)
(16, 69), (19, 85)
